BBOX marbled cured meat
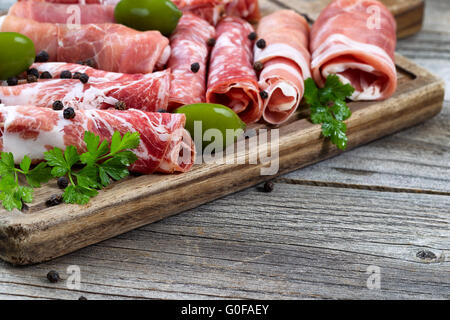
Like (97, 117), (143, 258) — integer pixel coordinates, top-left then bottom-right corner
(254, 10), (311, 124)
(0, 105), (195, 174)
(206, 17), (262, 124)
(225, 0), (260, 22)
(167, 13), (215, 111)
(9, 0), (115, 24)
(0, 15), (170, 74)
(32, 62), (149, 82)
(310, 0), (397, 100)
(0, 70), (170, 112)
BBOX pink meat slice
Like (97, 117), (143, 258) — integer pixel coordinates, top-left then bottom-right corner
(225, 0), (260, 22)
(254, 10), (311, 124)
(310, 0), (397, 101)
(0, 15), (170, 74)
(32, 62), (148, 82)
(167, 13), (215, 111)
(0, 105), (195, 174)
(0, 70), (170, 112)
(10, 0), (115, 24)
(206, 17), (262, 124)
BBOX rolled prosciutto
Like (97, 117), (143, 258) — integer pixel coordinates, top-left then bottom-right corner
(9, 0), (115, 24)
(167, 13), (215, 111)
(310, 0), (397, 101)
(206, 17), (262, 124)
(0, 15), (170, 74)
(0, 105), (195, 174)
(254, 10), (311, 124)
(0, 70), (170, 112)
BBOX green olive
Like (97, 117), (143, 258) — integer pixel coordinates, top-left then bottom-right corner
(114, 0), (182, 36)
(175, 103), (246, 150)
(0, 32), (35, 80)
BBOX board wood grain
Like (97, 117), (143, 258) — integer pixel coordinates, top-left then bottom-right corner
(0, 54), (444, 265)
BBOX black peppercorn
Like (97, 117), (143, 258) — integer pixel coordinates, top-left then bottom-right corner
(114, 101), (127, 110)
(190, 62), (200, 73)
(256, 39), (266, 49)
(40, 71), (52, 79)
(46, 194), (63, 207)
(78, 296), (88, 300)
(27, 74), (38, 83)
(64, 107), (76, 119)
(83, 59), (96, 68)
(79, 73), (89, 84)
(52, 100), (64, 110)
(263, 181), (274, 192)
(72, 72), (82, 80)
(207, 38), (216, 47)
(57, 176), (69, 189)
(35, 50), (49, 63)
(260, 90), (269, 99)
(60, 70), (72, 79)
(248, 32), (257, 41)
(27, 68), (40, 78)
(7, 77), (18, 86)
(253, 61), (264, 72)
(47, 270), (60, 283)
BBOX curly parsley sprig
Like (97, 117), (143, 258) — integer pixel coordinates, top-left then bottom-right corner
(304, 75), (355, 150)
(0, 131), (140, 211)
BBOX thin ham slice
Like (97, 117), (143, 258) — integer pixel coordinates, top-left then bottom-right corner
(206, 17), (262, 124)
(9, 0), (115, 24)
(254, 10), (311, 124)
(0, 15), (170, 74)
(0, 70), (170, 112)
(310, 0), (397, 101)
(0, 105), (194, 174)
(167, 13), (215, 111)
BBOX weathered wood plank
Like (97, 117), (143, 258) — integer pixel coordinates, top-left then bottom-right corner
(0, 183), (448, 299)
(284, 102), (450, 192)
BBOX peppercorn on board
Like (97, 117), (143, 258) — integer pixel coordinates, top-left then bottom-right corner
(0, 0), (443, 265)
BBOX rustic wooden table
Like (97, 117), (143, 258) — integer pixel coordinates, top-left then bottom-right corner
(0, 0), (448, 300)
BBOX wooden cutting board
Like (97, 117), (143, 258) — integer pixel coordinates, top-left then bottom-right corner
(0, 0), (442, 265)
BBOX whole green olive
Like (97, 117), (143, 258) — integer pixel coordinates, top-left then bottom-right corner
(175, 103), (246, 150)
(114, 0), (182, 37)
(0, 32), (35, 80)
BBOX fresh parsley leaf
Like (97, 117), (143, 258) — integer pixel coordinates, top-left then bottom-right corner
(19, 156), (32, 173)
(99, 157), (130, 182)
(25, 162), (52, 188)
(110, 131), (140, 155)
(0, 152), (15, 176)
(304, 76), (355, 150)
(63, 185), (98, 205)
(64, 146), (80, 168)
(80, 132), (109, 165)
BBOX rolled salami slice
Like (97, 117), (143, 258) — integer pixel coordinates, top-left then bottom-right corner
(0, 15), (170, 74)
(206, 17), (262, 124)
(0, 70), (170, 112)
(167, 13), (215, 111)
(310, 0), (397, 101)
(0, 105), (195, 174)
(254, 10), (311, 124)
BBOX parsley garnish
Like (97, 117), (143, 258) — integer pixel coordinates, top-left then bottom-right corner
(304, 75), (355, 150)
(0, 131), (140, 211)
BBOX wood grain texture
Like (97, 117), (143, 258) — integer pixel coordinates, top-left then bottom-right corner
(0, 183), (448, 299)
(261, 0), (424, 38)
(0, 54), (444, 266)
(0, 0), (448, 300)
